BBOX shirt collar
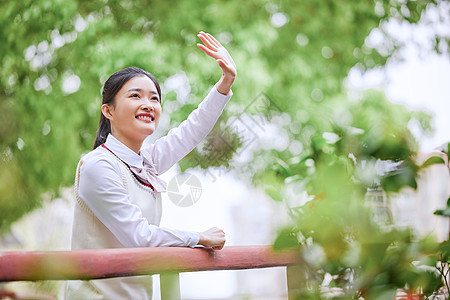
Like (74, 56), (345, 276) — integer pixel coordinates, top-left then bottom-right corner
(104, 134), (144, 169)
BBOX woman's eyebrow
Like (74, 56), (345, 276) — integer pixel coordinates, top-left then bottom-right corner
(126, 88), (158, 95)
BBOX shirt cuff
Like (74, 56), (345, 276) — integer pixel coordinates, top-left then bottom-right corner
(215, 83), (233, 97)
(187, 231), (200, 248)
(200, 83), (232, 112)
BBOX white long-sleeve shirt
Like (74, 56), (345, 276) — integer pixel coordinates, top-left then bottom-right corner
(75, 84), (232, 249)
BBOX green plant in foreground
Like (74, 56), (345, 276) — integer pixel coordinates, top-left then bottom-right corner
(267, 94), (448, 298)
(434, 196), (450, 295)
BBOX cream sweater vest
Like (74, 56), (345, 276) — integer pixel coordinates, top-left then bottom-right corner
(66, 148), (162, 299)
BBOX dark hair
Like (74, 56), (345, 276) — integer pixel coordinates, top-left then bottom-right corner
(93, 67), (162, 149)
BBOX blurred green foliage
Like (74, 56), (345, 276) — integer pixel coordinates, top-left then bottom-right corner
(1, 0), (449, 297)
(435, 197), (450, 217)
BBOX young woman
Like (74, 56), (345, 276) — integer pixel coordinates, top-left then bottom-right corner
(66, 31), (236, 299)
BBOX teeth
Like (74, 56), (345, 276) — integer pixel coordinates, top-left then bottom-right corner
(137, 115), (153, 121)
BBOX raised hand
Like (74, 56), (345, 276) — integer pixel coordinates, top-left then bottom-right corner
(197, 31), (236, 95)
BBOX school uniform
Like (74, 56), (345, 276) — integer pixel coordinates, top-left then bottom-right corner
(65, 85), (232, 299)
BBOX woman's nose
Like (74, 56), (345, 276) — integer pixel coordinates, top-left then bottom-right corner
(141, 97), (154, 110)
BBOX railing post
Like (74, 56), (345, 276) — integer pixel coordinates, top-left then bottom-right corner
(160, 272), (181, 300)
(286, 263), (307, 300)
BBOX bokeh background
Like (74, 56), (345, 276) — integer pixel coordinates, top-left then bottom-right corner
(1, 0), (449, 299)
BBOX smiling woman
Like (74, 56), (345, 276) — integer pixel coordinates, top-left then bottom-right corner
(92, 67), (162, 151)
(65, 31), (236, 299)
(100, 74), (162, 153)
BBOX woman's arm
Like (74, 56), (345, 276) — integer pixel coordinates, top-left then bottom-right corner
(78, 155), (225, 248)
(78, 156), (198, 247)
(145, 85), (231, 174)
(145, 32), (236, 174)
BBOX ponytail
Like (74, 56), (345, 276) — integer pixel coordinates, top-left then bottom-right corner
(93, 114), (111, 149)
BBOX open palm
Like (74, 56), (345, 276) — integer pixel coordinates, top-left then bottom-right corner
(197, 31), (237, 79)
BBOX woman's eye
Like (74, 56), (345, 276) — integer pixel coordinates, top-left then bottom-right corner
(152, 96), (160, 102)
(131, 94), (139, 98)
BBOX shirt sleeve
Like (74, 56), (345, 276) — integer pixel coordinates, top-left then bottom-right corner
(78, 156), (200, 248)
(146, 84), (233, 174)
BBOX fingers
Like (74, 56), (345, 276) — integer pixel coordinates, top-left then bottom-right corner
(198, 227), (226, 249)
(217, 59), (236, 78)
(197, 43), (216, 58)
(213, 229), (225, 250)
(198, 31), (221, 48)
(197, 30), (236, 82)
(197, 32), (219, 52)
(216, 59), (226, 70)
(204, 32), (221, 48)
(217, 59), (230, 75)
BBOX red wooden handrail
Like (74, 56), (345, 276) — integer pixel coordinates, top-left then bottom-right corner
(0, 246), (300, 282)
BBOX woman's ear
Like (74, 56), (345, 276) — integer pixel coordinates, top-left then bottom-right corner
(101, 104), (114, 120)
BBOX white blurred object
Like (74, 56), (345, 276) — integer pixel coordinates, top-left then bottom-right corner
(390, 150), (450, 242)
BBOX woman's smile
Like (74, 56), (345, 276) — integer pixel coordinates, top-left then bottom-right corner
(136, 113), (155, 123)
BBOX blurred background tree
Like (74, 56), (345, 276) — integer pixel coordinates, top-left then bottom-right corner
(1, 0), (449, 297)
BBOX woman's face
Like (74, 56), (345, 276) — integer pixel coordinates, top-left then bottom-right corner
(104, 75), (161, 145)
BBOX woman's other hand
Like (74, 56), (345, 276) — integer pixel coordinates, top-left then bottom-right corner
(197, 31), (236, 95)
(198, 227), (225, 250)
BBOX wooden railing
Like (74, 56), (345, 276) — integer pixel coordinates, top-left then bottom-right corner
(0, 246), (303, 299)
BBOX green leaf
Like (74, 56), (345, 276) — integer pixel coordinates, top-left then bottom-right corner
(265, 186), (283, 202)
(419, 270), (443, 297)
(438, 239), (450, 262)
(380, 165), (417, 192)
(421, 156), (445, 168)
(434, 208), (450, 217)
(273, 227), (299, 250)
(434, 197), (450, 217)
(274, 157), (290, 177)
